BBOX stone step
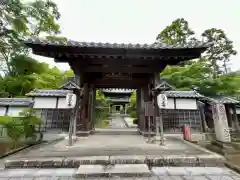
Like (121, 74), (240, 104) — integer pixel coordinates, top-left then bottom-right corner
(4, 155), (225, 169)
(74, 164), (151, 178)
(93, 128), (139, 135)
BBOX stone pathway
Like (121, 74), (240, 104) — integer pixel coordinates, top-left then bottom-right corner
(4, 134), (210, 158)
(0, 167), (240, 179)
(108, 114), (127, 128)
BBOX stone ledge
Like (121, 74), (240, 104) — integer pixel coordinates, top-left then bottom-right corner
(74, 164), (151, 178)
(64, 156), (109, 167)
(5, 158), (64, 168)
(76, 131), (91, 137)
(4, 154), (226, 168)
(109, 155), (146, 164)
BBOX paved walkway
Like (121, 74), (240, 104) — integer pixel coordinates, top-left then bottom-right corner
(108, 114), (127, 128)
(0, 114), (238, 179)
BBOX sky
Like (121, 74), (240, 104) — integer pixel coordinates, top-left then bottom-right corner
(33, 0), (240, 71)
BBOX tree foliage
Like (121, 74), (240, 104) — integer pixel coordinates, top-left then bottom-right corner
(156, 18), (239, 97)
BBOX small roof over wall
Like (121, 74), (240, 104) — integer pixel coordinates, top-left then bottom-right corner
(59, 80), (80, 90)
(155, 80), (175, 91)
(0, 98), (33, 106)
(26, 89), (72, 97)
(200, 95), (240, 105)
(102, 88), (134, 94)
(165, 91), (203, 99)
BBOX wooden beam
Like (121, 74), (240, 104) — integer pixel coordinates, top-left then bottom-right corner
(78, 65), (162, 73)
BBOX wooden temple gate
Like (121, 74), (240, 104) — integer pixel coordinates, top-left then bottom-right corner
(25, 39), (209, 136)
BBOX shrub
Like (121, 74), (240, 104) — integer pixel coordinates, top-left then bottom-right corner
(0, 108), (42, 148)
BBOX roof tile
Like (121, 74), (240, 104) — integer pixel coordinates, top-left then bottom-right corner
(24, 37), (210, 50)
(26, 89), (72, 97)
(0, 98), (33, 106)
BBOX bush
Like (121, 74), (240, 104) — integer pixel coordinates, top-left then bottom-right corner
(130, 111), (137, 119)
(0, 108), (42, 147)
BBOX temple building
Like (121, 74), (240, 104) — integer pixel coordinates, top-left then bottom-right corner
(102, 88), (134, 114)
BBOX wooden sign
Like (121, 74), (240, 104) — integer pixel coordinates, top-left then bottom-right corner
(144, 102), (154, 117)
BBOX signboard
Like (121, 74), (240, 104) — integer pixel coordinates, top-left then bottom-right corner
(144, 102), (154, 117)
(157, 94), (168, 109)
(66, 93), (77, 109)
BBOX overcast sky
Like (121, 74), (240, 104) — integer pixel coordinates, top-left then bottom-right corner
(33, 0), (240, 71)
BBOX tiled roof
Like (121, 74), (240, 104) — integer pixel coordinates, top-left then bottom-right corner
(24, 37), (210, 50)
(59, 81), (80, 90)
(26, 89), (72, 97)
(107, 98), (130, 103)
(0, 98), (33, 106)
(154, 81), (175, 91)
(102, 89), (134, 94)
(201, 96), (240, 104)
(165, 91), (203, 98)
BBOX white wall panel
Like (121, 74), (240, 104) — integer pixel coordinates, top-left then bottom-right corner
(176, 98), (197, 110)
(0, 107), (6, 116)
(33, 97), (57, 109)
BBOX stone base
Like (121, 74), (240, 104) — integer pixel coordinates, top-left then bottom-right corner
(141, 131), (156, 137)
(76, 131), (91, 137)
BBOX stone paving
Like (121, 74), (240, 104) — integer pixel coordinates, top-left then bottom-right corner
(0, 167), (240, 179)
(4, 133), (208, 158)
(108, 114), (127, 128)
(0, 115), (238, 179)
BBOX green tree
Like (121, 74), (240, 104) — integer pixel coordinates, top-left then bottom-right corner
(156, 18), (196, 45)
(201, 28), (237, 77)
(0, 0), (61, 75)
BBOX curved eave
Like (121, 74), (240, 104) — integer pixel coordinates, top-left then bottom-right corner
(24, 38), (209, 61)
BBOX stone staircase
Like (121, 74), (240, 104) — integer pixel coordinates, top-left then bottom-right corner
(4, 154), (226, 177)
(93, 128), (139, 135)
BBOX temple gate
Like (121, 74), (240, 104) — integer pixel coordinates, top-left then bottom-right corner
(25, 38), (209, 137)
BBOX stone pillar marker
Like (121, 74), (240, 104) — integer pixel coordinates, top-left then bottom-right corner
(212, 103), (231, 143)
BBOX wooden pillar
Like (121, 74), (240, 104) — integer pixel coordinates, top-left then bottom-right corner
(140, 87), (146, 133)
(225, 104), (232, 128)
(154, 73), (160, 135)
(232, 104), (240, 132)
(136, 88), (141, 130)
(92, 88), (96, 130)
(77, 83), (91, 136)
(87, 86), (93, 131)
(198, 102), (209, 132)
(143, 85), (150, 133)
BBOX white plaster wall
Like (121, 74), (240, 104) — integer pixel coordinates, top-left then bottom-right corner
(236, 108), (240, 114)
(176, 98), (197, 110)
(166, 98), (175, 109)
(57, 97), (67, 109)
(33, 97), (57, 109)
(7, 107), (27, 117)
(0, 107), (6, 116)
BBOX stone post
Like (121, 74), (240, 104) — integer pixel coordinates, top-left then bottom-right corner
(212, 103), (231, 143)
